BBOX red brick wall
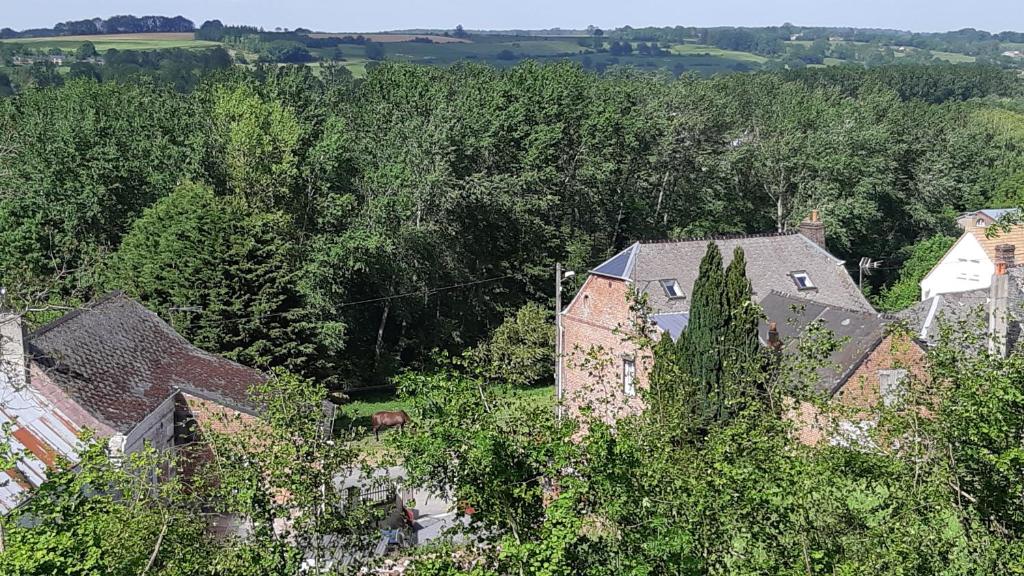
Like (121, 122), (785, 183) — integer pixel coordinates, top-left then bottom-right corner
(834, 333), (929, 412)
(793, 333), (930, 446)
(561, 275), (651, 423)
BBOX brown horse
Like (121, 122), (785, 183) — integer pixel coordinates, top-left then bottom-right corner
(370, 410), (411, 440)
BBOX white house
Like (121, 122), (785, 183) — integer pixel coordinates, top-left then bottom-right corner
(920, 209), (1020, 300)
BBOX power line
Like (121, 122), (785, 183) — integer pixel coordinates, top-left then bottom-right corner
(178, 273), (518, 327)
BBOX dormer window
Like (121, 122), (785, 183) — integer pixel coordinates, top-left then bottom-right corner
(660, 279), (684, 299)
(976, 218), (987, 228)
(790, 271), (815, 291)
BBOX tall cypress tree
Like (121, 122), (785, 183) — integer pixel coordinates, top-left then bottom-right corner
(675, 242), (729, 423)
(722, 247), (765, 412)
(724, 247), (761, 364)
(659, 243), (763, 433)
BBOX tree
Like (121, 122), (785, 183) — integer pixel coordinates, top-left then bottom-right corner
(364, 41), (386, 61)
(876, 235), (956, 311)
(106, 182), (335, 381)
(0, 438), (214, 576)
(462, 302), (554, 387)
(75, 41), (96, 60)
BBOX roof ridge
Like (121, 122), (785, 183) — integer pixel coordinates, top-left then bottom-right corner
(764, 289), (883, 318)
(638, 231), (798, 245)
(28, 290), (127, 340)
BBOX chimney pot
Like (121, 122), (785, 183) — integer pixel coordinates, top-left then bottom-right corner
(798, 210), (827, 249)
(995, 244), (1016, 268)
(767, 321), (783, 352)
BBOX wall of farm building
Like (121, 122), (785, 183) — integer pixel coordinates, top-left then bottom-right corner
(560, 274), (651, 423)
(794, 333), (930, 447)
(123, 393), (176, 455)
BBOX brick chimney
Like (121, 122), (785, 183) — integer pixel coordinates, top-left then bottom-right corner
(798, 209), (826, 249)
(0, 311), (27, 390)
(767, 321), (783, 353)
(995, 244), (1016, 268)
(988, 262), (1010, 358)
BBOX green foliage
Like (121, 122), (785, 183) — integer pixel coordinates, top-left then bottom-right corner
(0, 438), (213, 576)
(463, 302), (554, 387)
(875, 235), (956, 310)
(106, 182), (333, 379)
(401, 317), (1024, 576)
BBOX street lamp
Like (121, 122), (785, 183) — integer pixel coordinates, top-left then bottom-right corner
(555, 264), (575, 421)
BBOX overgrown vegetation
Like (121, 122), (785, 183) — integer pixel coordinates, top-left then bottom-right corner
(0, 61), (1021, 388)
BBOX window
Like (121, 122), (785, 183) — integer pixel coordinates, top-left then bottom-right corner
(976, 218), (987, 228)
(622, 358), (636, 397)
(790, 271), (815, 291)
(660, 279), (684, 299)
(878, 369), (908, 407)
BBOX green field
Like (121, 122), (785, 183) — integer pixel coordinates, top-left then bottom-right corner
(930, 50), (976, 63)
(671, 43), (768, 63)
(0, 33), (220, 52)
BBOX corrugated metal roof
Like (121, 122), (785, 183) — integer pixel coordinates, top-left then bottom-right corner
(0, 373), (82, 515)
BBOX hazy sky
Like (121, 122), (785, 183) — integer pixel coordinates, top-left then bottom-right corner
(6, 0), (1023, 34)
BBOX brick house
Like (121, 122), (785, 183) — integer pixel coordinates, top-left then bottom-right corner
(0, 291), (267, 514)
(560, 213), (872, 421)
(557, 212), (921, 440)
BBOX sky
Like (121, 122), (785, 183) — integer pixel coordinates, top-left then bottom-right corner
(5, 0), (1023, 34)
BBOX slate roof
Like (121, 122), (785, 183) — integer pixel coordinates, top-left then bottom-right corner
(591, 233), (872, 315)
(899, 266), (1024, 348)
(758, 292), (888, 394)
(651, 312), (690, 341)
(26, 292), (265, 434)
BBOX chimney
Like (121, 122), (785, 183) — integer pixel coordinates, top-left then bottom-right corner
(995, 244), (1016, 268)
(798, 209), (827, 249)
(767, 321), (783, 352)
(0, 311), (27, 391)
(988, 262), (1010, 358)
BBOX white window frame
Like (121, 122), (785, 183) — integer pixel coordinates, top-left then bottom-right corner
(976, 218), (987, 228)
(622, 358), (636, 397)
(659, 279), (684, 300)
(790, 271), (815, 291)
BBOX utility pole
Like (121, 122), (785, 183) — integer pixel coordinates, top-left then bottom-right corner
(554, 264), (575, 421)
(555, 263), (562, 421)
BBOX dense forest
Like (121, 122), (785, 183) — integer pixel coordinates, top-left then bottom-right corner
(1, 62), (1022, 387)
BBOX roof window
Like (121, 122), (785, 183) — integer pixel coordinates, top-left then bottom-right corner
(660, 279), (684, 299)
(790, 271), (815, 291)
(976, 218), (987, 228)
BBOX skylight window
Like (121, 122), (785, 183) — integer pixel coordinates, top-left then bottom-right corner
(791, 271), (815, 291)
(660, 279), (684, 299)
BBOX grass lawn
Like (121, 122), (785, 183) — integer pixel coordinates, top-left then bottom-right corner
(0, 33), (220, 52)
(669, 44), (767, 63)
(337, 384), (555, 460)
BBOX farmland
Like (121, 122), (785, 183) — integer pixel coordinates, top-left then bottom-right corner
(0, 32), (219, 52)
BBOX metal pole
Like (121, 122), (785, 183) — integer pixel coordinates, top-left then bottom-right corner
(554, 263), (562, 421)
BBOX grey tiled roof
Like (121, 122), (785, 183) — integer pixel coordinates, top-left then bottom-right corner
(899, 266), (1024, 348)
(27, 292), (266, 433)
(758, 292), (888, 394)
(592, 233), (872, 315)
